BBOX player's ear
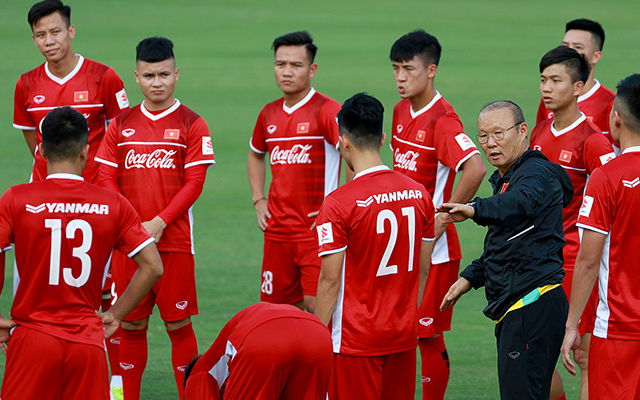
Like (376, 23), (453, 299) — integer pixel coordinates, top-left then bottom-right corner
(573, 80), (584, 97)
(380, 132), (387, 149)
(80, 144), (90, 160)
(309, 63), (318, 79)
(68, 24), (75, 40)
(39, 145), (47, 161)
(592, 50), (602, 65)
(175, 67), (180, 81)
(427, 63), (438, 79)
(134, 70), (140, 84)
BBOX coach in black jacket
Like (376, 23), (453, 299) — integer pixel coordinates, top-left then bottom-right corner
(438, 100), (572, 400)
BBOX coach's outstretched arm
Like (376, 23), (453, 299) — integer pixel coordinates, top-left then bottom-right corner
(100, 243), (163, 338)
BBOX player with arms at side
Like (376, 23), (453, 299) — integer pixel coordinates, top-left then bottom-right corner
(530, 45), (615, 400)
(536, 19), (617, 152)
(0, 106), (162, 400)
(389, 30), (486, 399)
(248, 31), (350, 313)
(95, 37), (216, 400)
(561, 73), (640, 400)
(315, 93), (435, 399)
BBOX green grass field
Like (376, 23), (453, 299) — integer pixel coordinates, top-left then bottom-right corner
(1, 0), (640, 398)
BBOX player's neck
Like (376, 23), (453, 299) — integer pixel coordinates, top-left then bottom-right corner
(580, 74), (597, 96)
(283, 87), (312, 108)
(351, 152), (385, 176)
(409, 87), (437, 112)
(552, 103), (582, 131)
(48, 53), (79, 79)
(619, 130), (640, 153)
(47, 161), (83, 177)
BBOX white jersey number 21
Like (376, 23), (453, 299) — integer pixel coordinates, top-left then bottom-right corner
(45, 219), (93, 287)
(376, 206), (415, 277)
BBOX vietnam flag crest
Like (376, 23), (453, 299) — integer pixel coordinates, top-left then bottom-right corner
(74, 91), (88, 102)
(164, 129), (180, 140)
(415, 130), (426, 142)
(559, 150), (572, 163)
(297, 122), (310, 134)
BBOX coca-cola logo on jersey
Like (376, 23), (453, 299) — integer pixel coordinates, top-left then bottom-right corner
(270, 144), (312, 165)
(393, 149), (419, 172)
(125, 149), (177, 169)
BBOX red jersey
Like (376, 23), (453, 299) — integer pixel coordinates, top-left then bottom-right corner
(95, 101), (215, 254)
(13, 55), (129, 183)
(0, 174), (153, 349)
(576, 147), (640, 340)
(530, 114), (615, 270)
(250, 88), (342, 241)
(536, 80), (617, 150)
(316, 166), (435, 356)
(391, 92), (478, 264)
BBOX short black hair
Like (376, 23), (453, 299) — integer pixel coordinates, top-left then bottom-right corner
(615, 73), (640, 133)
(390, 29), (441, 67)
(272, 31), (317, 63)
(136, 37), (175, 63)
(182, 354), (202, 388)
(566, 18), (605, 51)
(28, 0), (71, 29)
(337, 93), (384, 150)
(479, 100), (525, 125)
(539, 45), (590, 84)
(41, 106), (88, 162)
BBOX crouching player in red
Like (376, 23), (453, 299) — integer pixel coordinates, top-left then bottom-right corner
(0, 106), (163, 400)
(183, 302), (332, 400)
(315, 93), (435, 399)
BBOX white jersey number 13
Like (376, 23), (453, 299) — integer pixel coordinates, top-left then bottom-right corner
(45, 219), (93, 287)
(376, 206), (415, 277)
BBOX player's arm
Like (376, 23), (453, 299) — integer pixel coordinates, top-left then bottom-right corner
(315, 250), (344, 326)
(561, 228), (604, 376)
(418, 239), (434, 305)
(100, 242), (163, 338)
(22, 129), (37, 158)
(247, 149), (270, 231)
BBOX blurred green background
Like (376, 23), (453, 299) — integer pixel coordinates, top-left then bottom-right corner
(1, 0), (639, 398)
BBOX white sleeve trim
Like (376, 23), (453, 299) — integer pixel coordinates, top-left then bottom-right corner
(576, 223), (609, 236)
(455, 150), (480, 173)
(94, 157), (118, 168)
(185, 159), (216, 168)
(319, 245), (348, 257)
(127, 237), (155, 258)
(249, 139), (266, 154)
(14, 124), (35, 130)
(422, 237), (436, 242)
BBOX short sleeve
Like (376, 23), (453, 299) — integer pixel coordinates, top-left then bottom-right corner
(433, 114), (479, 172)
(185, 117), (216, 169)
(95, 118), (120, 167)
(102, 67), (129, 119)
(576, 167), (613, 235)
(249, 108), (268, 154)
(13, 77), (35, 130)
(0, 189), (16, 249)
(316, 195), (348, 256)
(319, 100), (341, 148)
(584, 132), (616, 174)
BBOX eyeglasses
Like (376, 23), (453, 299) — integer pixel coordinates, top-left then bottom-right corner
(476, 122), (523, 144)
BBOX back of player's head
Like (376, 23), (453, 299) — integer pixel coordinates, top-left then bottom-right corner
(566, 18), (605, 51)
(390, 30), (441, 67)
(136, 37), (175, 63)
(539, 45), (590, 84)
(28, 0), (71, 29)
(338, 93), (384, 150)
(614, 73), (640, 133)
(479, 100), (525, 125)
(41, 106), (88, 162)
(182, 354), (202, 388)
(272, 31), (318, 63)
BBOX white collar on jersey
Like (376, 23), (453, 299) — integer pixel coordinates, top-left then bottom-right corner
(354, 164), (390, 180)
(578, 79), (602, 103)
(46, 173), (84, 181)
(622, 146), (640, 155)
(45, 54), (85, 85)
(141, 99), (181, 121)
(410, 91), (442, 119)
(551, 112), (587, 137)
(283, 88), (316, 115)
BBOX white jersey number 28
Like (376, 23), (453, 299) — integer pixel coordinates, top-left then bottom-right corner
(45, 219), (93, 288)
(376, 206), (415, 277)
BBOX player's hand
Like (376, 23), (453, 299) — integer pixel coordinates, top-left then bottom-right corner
(308, 210), (319, 230)
(0, 316), (17, 355)
(436, 203), (475, 223)
(560, 325), (581, 376)
(98, 310), (121, 339)
(142, 216), (167, 243)
(254, 198), (270, 231)
(440, 277), (472, 311)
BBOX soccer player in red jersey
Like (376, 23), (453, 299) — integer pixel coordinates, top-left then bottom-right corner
(561, 73), (640, 400)
(248, 31), (349, 313)
(183, 302), (332, 400)
(530, 45), (616, 400)
(389, 30), (486, 399)
(536, 19), (617, 152)
(95, 37), (216, 400)
(13, 0), (129, 184)
(315, 93), (435, 400)
(0, 106), (162, 400)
